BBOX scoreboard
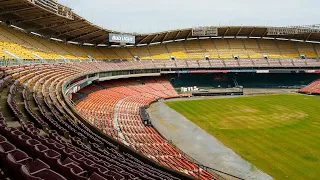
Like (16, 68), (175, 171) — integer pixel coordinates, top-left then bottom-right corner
(109, 33), (135, 44)
(192, 27), (218, 37)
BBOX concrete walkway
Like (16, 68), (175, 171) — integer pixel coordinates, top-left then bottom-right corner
(113, 98), (130, 146)
(148, 101), (273, 180)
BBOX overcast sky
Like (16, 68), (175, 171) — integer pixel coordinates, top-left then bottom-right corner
(59, 0), (319, 33)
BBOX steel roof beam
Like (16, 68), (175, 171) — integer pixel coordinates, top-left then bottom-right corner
(261, 29), (268, 38)
(185, 30), (192, 40)
(149, 34), (159, 45)
(31, 19), (83, 31)
(0, 6), (34, 15)
(305, 33), (313, 42)
(14, 14), (54, 24)
(161, 32), (170, 43)
(247, 27), (255, 38)
(69, 30), (102, 41)
(173, 31), (181, 41)
(88, 34), (104, 43)
(223, 27), (230, 37)
(137, 35), (150, 45)
(235, 27), (243, 37)
(56, 25), (90, 37)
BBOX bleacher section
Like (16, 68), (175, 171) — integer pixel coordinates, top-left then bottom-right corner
(243, 39), (261, 59)
(257, 39), (281, 59)
(277, 41), (299, 59)
(228, 39), (248, 59)
(166, 42), (188, 60)
(0, 24), (320, 62)
(75, 78), (219, 179)
(184, 40), (204, 59)
(0, 62), (198, 180)
(148, 45), (170, 60)
(213, 39), (232, 59)
(199, 39), (220, 59)
(299, 79), (320, 94)
(128, 47), (153, 60)
(296, 42), (317, 58)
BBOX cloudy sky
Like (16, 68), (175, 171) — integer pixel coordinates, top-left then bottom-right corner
(59, 0), (318, 33)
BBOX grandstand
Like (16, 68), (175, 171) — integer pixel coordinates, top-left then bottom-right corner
(299, 78), (320, 94)
(3, 23), (320, 61)
(0, 62), (198, 180)
(1, 0), (320, 180)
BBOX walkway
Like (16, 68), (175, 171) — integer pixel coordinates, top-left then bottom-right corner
(148, 101), (273, 180)
(113, 98), (130, 146)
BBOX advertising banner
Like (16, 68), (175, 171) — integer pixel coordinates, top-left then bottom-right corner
(109, 33), (135, 44)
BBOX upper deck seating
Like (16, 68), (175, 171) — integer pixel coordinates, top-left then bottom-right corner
(296, 42), (317, 58)
(0, 23), (318, 62)
(258, 39), (281, 59)
(277, 41), (299, 59)
(166, 42), (188, 60)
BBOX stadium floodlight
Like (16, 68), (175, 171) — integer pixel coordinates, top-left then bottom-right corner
(149, 42), (161, 45)
(276, 38), (289, 41)
(136, 44), (148, 47)
(50, 37), (63, 42)
(186, 38), (198, 41)
(83, 43), (94, 46)
(223, 36), (234, 39)
(175, 39), (185, 42)
(290, 39), (304, 42)
(306, 40), (320, 44)
(199, 37), (210, 40)
(67, 41), (79, 45)
(236, 36), (248, 39)
(10, 25), (25, 32)
(262, 37), (275, 40)
(97, 44), (107, 47)
(162, 40), (174, 44)
(30, 32), (43, 37)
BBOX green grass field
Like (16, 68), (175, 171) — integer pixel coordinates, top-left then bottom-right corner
(166, 94), (320, 180)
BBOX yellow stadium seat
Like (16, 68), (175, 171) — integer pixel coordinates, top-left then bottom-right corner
(277, 41), (299, 59)
(148, 44), (170, 60)
(258, 39), (281, 59)
(243, 39), (262, 59)
(166, 41), (188, 60)
(297, 42), (317, 58)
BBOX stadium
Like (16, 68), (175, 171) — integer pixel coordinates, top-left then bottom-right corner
(0, 0), (320, 180)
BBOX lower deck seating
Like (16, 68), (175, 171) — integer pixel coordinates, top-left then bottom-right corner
(0, 62), (190, 180)
(299, 79), (320, 94)
(75, 78), (219, 179)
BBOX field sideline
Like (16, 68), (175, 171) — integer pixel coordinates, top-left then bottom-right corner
(165, 94), (320, 180)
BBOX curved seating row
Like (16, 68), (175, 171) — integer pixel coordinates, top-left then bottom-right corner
(0, 62), (187, 180)
(75, 78), (218, 180)
(299, 79), (320, 94)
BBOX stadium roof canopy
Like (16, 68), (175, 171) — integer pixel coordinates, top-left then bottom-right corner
(1, 0), (320, 46)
